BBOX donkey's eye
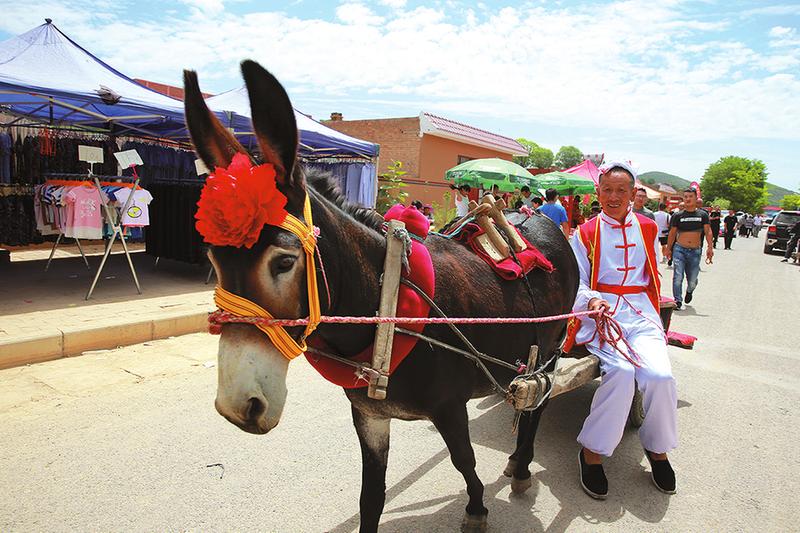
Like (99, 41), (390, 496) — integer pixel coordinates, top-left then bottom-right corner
(273, 255), (297, 275)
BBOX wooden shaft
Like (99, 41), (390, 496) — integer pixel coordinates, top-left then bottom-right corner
(470, 198), (510, 258)
(488, 198), (527, 253)
(368, 219), (406, 400)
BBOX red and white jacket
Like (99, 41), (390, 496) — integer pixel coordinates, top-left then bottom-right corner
(564, 210), (664, 352)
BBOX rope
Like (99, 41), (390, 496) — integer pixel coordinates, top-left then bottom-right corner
(208, 309), (599, 327)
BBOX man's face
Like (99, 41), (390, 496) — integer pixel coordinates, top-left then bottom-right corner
(522, 190), (530, 198)
(634, 189), (648, 208)
(683, 192), (697, 209)
(597, 171), (635, 220)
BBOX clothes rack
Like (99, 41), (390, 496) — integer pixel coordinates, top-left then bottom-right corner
(85, 166), (142, 300)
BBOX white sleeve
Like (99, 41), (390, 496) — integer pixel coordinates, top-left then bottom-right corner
(570, 230), (602, 312)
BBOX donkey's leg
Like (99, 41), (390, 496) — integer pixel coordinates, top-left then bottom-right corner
(505, 405), (547, 494)
(352, 405), (390, 533)
(431, 403), (488, 532)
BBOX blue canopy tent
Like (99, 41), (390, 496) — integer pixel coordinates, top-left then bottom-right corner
(0, 20), (379, 161)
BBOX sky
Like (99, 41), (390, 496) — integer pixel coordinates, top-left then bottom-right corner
(1, 0), (798, 191)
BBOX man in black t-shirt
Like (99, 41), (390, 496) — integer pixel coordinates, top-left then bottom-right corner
(722, 212), (738, 250)
(666, 189), (713, 309)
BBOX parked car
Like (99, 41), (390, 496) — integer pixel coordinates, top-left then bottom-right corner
(764, 210), (800, 254)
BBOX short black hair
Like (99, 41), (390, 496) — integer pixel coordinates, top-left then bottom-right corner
(532, 196), (543, 206)
(545, 188), (558, 201)
(521, 186), (530, 193)
(635, 186), (647, 194)
(599, 166), (635, 187)
(659, 202), (667, 210)
(459, 184), (471, 192)
(590, 200), (600, 207)
(683, 187), (697, 196)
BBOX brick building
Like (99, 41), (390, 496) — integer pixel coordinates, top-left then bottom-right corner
(324, 112), (527, 207)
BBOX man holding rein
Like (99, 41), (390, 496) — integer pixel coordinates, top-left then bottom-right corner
(567, 161), (677, 500)
(665, 188), (713, 309)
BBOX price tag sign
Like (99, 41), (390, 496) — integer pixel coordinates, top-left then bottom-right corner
(113, 149), (144, 168)
(78, 145), (104, 163)
(195, 158), (210, 176)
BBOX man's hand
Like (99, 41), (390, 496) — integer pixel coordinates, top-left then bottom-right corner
(706, 247), (714, 263)
(588, 297), (611, 317)
(665, 247), (672, 261)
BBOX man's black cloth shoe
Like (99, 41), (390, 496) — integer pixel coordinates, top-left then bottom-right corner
(781, 258), (789, 262)
(685, 291), (693, 304)
(579, 449), (608, 499)
(645, 451), (676, 494)
(674, 301), (682, 310)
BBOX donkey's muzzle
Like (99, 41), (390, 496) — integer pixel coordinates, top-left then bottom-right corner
(215, 394), (275, 435)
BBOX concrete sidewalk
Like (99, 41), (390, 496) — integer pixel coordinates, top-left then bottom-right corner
(0, 242), (214, 369)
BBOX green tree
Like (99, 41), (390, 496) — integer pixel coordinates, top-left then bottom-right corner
(375, 160), (408, 214)
(554, 145), (584, 169)
(713, 198), (732, 210)
(514, 138), (554, 168)
(701, 156), (768, 213)
(781, 194), (800, 210)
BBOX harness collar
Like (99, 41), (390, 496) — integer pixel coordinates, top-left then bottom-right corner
(214, 194), (322, 360)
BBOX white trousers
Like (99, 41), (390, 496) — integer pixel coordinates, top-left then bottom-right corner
(577, 332), (678, 457)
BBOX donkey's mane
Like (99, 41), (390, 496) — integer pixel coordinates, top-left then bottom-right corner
(305, 168), (385, 233)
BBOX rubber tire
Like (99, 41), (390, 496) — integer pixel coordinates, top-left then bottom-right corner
(629, 388), (645, 428)
(763, 244), (773, 254)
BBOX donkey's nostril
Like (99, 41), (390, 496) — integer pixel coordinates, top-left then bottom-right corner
(244, 396), (266, 421)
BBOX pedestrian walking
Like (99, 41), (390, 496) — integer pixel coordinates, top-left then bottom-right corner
(752, 214), (763, 238)
(744, 215), (754, 238)
(723, 211), (738, 249)
(567, 161), (677, 499)
(709, 207), (721, 248)
(653, 202), (671, 261)
(666, 188), (714, 309)
(540, 188), (570, 237)
(632, 187), (656, 220)
(780, 218), (800, 263)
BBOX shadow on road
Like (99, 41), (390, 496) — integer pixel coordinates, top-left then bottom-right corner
(329, 382), (680, 532)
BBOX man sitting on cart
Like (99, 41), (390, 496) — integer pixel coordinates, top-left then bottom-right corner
(566, 161), (677, 499)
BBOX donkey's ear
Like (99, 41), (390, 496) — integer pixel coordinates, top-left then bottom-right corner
(240, 60), (304, 210)
(183, 70), (249, 170)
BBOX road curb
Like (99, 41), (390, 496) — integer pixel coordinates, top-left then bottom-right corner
(0, 311), (210, 370)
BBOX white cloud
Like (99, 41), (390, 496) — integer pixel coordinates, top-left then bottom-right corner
(2, 0), (799, 148)
(335, 3), (384, 25)
(378, 0), (407, 8)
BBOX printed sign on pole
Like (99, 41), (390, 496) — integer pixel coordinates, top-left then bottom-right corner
(78, 145), (104, 164)
(113, 149), (144, 169)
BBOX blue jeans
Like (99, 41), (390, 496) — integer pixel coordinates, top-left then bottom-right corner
(672, 244), (701, 303)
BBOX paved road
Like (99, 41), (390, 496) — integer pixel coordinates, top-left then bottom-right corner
(1, 235), (798, 532)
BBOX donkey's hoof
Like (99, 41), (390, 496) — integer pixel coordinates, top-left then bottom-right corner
(503, 458), (518, 477)
(461, 513), (488, 533)
(511, 475), (533, 494)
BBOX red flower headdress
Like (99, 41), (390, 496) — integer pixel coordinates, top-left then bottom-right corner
(195, 153), (289, 248)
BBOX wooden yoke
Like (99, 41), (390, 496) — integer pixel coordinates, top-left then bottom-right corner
(470, 196), (510, 259)
(369, 219), (406, 400)
(487, 198), (527, 253)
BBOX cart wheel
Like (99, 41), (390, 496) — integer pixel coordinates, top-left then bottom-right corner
(629, 388), (644, 428)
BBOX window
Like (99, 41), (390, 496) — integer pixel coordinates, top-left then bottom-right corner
(457, 155), (473, 165)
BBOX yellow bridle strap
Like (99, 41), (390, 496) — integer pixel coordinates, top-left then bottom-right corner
(214, 195), (321, 361)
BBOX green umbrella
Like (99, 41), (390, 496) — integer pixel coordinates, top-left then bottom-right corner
(531, 171), (596, 194)
(444, 158), (534, 193)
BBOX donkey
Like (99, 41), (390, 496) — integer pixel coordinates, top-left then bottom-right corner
(184, 60), (579, 532)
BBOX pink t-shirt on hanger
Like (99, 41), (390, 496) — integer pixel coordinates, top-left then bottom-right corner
(64, 185), (105, 239)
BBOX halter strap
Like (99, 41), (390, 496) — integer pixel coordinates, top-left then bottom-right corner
(214, 195), (321, 360)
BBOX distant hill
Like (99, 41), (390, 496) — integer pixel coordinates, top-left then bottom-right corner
(766, 182), (798, 206)
(638, 171), (691, 190)
(640, 171), (797, 206)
